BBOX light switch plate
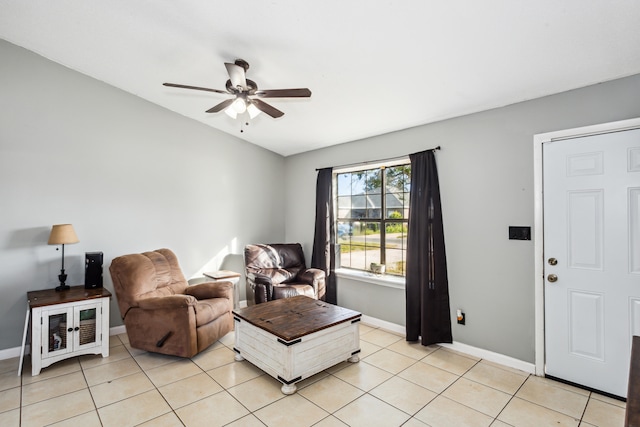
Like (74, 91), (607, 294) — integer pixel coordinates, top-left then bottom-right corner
(509, 226), (531, 240)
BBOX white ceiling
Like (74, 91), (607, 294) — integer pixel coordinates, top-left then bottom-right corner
(2, 1), (640, 156)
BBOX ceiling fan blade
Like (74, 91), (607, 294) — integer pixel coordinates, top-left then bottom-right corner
(206, 98), (235, 113)
(252, 99), (284, 118)
(255, 88), (312, 98)
(163, 82), (228, 94)
(225, 62), (247, 90)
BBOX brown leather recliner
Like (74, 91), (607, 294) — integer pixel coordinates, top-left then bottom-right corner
(244, 243), (326, 304)
(109, 248), (233, 358)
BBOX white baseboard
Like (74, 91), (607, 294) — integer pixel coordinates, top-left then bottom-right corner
(439, 342), (535, 374)
(360, 316), (535, 375)
(3, 311), (535, 375)
(0, 346), (25, 361)
(109, 325), (127, 336)
(361, 315), (406, 335)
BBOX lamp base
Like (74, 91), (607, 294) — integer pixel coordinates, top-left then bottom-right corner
(56, 272), (69, 292)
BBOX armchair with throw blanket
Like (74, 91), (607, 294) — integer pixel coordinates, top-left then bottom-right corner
(244, 243), (326, 304)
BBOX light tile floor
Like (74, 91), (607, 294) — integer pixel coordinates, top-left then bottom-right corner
(0, 324), (627, 426)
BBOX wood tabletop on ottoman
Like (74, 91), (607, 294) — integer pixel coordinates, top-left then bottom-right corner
(232, 295), (361, 394)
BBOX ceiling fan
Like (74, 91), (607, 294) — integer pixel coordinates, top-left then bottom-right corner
(163, 59), (311, 119)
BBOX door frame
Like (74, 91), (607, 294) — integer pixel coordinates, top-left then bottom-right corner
(533, 117), (640, 377)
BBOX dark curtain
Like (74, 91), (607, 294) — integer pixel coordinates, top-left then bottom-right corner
(405, 150), (452, 345)
(311, 168), (337, 304)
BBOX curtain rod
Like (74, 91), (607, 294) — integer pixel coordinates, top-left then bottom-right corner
(316, 146), (440, 171)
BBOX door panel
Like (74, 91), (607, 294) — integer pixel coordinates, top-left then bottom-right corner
(631, 188), (640, 273)
(544, 127), (640, 397)
(630, 148), (640, 171)
(567, 190), (603, 270)
(568, 290), (604, 360)
(566, 151), (603, 176)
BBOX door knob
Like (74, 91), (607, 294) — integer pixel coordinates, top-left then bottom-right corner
(548, 258), (558, 266)
(547, 274), (558, 283)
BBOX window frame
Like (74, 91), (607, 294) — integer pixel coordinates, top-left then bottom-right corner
(334, 158), (410, 277)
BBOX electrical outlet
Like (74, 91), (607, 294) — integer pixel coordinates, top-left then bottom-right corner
(456, 309), (465, 325)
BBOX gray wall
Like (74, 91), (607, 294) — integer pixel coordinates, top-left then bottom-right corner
(285, 74), (640, 363)
(0, 40), (286, 351)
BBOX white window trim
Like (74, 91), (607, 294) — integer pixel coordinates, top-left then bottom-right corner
(335, 268), (405, 289)
(334, 159), (410, 278)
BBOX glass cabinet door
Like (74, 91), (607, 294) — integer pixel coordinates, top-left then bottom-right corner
(42, 306), (71, 358)
(74, 305), (99, 349)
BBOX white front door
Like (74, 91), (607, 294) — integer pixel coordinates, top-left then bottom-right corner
(543, 127), (640, 397)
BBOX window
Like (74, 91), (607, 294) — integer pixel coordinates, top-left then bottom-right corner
(336, 162), (410, 276)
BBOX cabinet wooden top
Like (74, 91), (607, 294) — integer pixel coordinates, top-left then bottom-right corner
(27, 285), (111, 308)
(233, 295), (361, 342)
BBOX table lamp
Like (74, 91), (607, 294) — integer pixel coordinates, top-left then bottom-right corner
(48, 224), (79, 291)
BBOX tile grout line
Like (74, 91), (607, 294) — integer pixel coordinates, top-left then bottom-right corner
(578, 391), (593, 425)
(19, 356), (93, 425)
(209, 343), (283, 423)
(143, 340), (247, 425)
(78, 352), (104, 427)
(201, 341), (283, 426)
(102, 337), (182, 426)
(285, 332), (419, 425)
(20, 362), (92, 426)
(296, 372), (359, 427)
(425, 356), (505, 424)
(492, 372), (532, 426)
(19, 361), (24, 427)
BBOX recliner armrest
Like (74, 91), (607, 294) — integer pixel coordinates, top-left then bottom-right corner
(137, 295), (197, 310)
(253, 282), (268, 304)
(249, 272), (273, 304)
(298, 268), (325, 284)
(185, 281), (233, 300)
(298, 268), (326, 300)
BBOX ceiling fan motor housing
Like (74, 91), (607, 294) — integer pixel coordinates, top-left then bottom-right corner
(226, 78), (257, 94)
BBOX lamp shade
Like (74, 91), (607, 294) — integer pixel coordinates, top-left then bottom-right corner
(48, 224), (79, 245)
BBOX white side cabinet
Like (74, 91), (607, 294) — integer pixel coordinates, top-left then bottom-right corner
(27, 286), (111, 376)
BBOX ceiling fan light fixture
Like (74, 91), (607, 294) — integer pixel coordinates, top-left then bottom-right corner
(232, 97), (247, 114)
(224, 107), (238, 119)
(247, 102), (261, 119)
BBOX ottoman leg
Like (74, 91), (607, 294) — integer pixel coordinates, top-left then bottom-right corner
(281, 383), (297, 395)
